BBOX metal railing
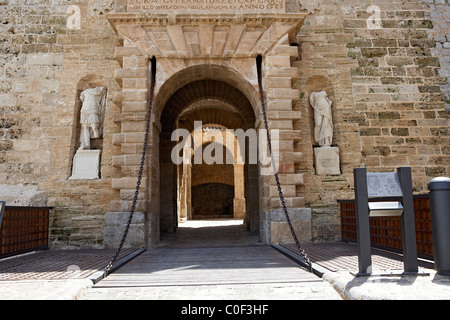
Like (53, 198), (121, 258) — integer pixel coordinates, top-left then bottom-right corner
(0, 206), (50, 258)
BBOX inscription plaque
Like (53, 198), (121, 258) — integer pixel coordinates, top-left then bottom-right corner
(127, 0), (286, 13)
(70, 150), (101, 180)
(366, 172), (403, 198)
(353, 167), (419, 275)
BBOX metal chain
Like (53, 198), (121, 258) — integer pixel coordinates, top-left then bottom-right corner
(256, 56), (312, 272)
(104, 57), (157, 277)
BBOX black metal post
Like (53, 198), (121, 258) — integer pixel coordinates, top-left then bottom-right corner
(354, 168), (372, 274)
(0, 201), (5, 228)
(397, 167), (418, 273)
(428, 177), (450, 276)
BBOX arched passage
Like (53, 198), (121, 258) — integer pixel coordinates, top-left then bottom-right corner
(157, 64), (260, 238)
(104, 14), (311, 249)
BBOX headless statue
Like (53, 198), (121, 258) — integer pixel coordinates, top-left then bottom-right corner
(79, 87), (107, 150)
(310, 91), (333, 147)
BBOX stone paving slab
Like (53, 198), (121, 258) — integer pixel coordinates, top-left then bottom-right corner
(323, 268), (450, 300)
(0, 279), (93, 300)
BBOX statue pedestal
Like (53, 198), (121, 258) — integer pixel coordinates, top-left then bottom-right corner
(69, 149), (101, 179)
(314, 146), (340, 175)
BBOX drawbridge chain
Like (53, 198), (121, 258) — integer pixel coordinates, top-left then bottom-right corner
(256, 55), (312, 272)
(103, 57), (157, 277)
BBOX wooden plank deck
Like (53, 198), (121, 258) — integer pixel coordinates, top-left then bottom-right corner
(96, 246), (317, 286)
(83, 246), (342, 300)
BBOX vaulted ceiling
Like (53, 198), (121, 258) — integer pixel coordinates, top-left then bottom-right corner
(161, 79), (252, 132)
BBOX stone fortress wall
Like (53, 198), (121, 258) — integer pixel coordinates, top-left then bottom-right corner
(0, 0), (448, 248)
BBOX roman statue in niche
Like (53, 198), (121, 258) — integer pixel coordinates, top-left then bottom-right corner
(309, 90), (333, 147)
(78, 86), (107, 150)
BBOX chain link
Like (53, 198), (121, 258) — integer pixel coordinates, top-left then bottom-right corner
(104, 57), (157, 277)
(256, 56), (312, 272)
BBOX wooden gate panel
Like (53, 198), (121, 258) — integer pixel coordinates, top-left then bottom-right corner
(0, 207), (49, 258)
(339, 195), (433, 260)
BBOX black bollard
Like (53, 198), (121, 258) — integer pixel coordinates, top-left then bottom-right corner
(428, 177), (450, 276)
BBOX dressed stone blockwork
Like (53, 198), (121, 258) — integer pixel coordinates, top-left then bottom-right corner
(0, 0), (447, 248)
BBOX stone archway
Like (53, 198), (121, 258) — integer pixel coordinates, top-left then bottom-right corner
(104, 12), (312, 248)
(157, 65), (259, 236)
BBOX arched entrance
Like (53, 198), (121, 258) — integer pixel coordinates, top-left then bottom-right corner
(156, 65), (260, 238)
(104, 13), (312, 249)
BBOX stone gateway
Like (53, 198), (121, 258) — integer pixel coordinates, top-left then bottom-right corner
(0, 0), (447, 249)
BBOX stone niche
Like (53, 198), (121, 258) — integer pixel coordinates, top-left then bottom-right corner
(69, 75), (108, 180)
